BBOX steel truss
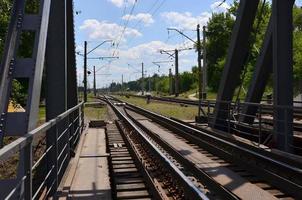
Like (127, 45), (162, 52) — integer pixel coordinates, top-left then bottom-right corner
(213, 0), (295, 152)
(0, 0), (80, 198)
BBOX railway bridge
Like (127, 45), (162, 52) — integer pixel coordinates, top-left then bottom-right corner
(0, 0), (301, 199)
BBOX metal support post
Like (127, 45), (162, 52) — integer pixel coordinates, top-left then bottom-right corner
(141, 62), (144, 95)
(84, 41), (88, 102)
(197, 24), (203, 118)
(169, 68), (173, 95)
(202, 26), (207, 99)
(24, 142), (33, 200)
(46, 0), (67, 195)
(121, 74), (124, 93)
(93, 66), (96, 96)
(175, 49), (179, 97)
(272, 0), (294, 152)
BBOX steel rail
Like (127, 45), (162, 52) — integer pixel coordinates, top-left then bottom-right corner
(105, 97), (209, 200)
(124, 109), (240, 199)
(121, 101), (302, 199)
(126, 94), (302, 115)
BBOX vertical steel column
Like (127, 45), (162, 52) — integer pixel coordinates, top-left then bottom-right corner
(67, 0), (78, 109)
(46, 0), (67, 195)
(212, 0), (260, 129)
(66, 0), (77, 157)
(272, 0), (294, 152)
(0, 0), (51, 197)
(175, 49), (179, 97)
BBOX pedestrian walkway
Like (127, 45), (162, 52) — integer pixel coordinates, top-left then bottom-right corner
(57, 128), (111, 199)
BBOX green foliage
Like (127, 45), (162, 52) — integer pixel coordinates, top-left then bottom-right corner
(293, 5), (302, 86)
(206, 12), (234, 91)
(11, 79), (28, 107)
(205, 1), (272, 94)
(0, 0), (12, 58)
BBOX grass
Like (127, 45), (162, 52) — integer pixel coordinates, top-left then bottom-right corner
(39, 106), (46, 124)
(117, 95), (198, 120)
(85, 105), (107, 121)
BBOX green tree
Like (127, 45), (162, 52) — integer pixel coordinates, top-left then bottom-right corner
(206, 12), (235, 91)
(205, 0), (271, 93)
(0, 0), (12, 58)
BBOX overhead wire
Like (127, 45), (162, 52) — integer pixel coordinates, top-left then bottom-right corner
(126, 0), (166, 46)
(112, 0), (138, 57)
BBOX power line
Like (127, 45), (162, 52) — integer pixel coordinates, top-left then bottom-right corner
(112, 0), (138, 57)
(126, 0), (166, 45)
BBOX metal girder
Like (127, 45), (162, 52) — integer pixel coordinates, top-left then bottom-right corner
(0, 0), (51, 198)
(67, 0), (78, 109)
(175, 49), (179, 97)
(240, 17), (273, 124)
(212, 0), (260, 129)
(46, 0), (68, 195)
(272, 0), (294, 152)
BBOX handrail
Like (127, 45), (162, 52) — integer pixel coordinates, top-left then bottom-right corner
(0, 102), (84, 161)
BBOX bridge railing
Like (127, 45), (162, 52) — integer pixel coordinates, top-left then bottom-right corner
(204, 100), (299, 152)
(0, 102), (85, 199)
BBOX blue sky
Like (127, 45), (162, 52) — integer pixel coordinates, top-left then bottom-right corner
(73, 0), (237, 88)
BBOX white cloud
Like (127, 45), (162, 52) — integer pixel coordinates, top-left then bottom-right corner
(122, 13), (154, 26)
(79, 19), (142, 41)
(161, 11), (211, 30)
(107, 0), (136, 8)
(210, 1), (230, 13)
(161, 1), (230, 30)
(117, 40), (177, 60)
(80, 39), (198, 87)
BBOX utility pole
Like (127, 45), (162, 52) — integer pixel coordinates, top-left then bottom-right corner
(93, 65), (96, 96)
(167, 25), (204, 118)
(121, 74), (124, 93)
(141, 62), (144, 95)
(169, 68), (173, 95)
(202, 26), (207, 99)
(148, 75), (151, 92)
(84, 41), (87, 102)
(197, 24), (202, 117)
(175, 49), (179, 97)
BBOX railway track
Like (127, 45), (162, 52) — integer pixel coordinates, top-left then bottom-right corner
(126, 94), (302, 119)
(105, 98), (209, 199)
(103, 96), (302, 200)
(118, 94), (302, 150)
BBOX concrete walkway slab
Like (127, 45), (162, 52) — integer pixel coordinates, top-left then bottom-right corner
(57, 128), (111, 200)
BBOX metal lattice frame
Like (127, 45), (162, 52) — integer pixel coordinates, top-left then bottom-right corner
(212, 0), (260, 128)
(0, 0), (52, 197)
(213, 0), (295, 152)
(0, 0), (80, 198)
